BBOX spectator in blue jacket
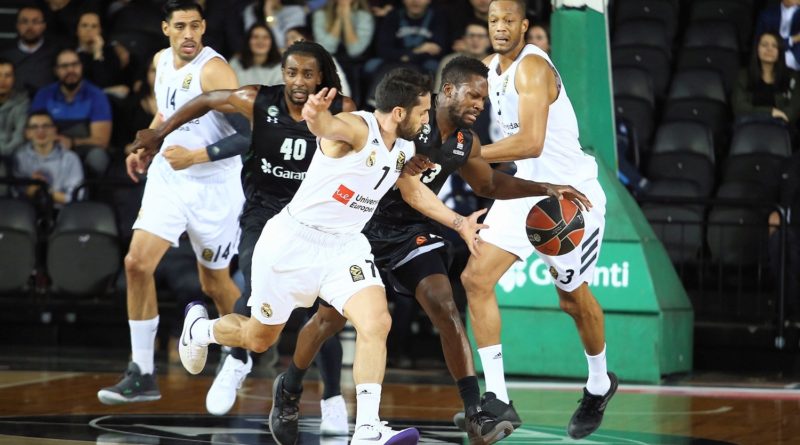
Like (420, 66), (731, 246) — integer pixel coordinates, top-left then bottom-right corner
(755, 0), (800, 71)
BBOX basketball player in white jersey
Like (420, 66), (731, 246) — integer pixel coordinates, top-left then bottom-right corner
(177, 68), (487, 445)
(97, 0), (243, 405)
(456, 0), (617, 440)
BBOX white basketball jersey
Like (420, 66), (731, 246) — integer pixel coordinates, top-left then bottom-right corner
(487, 44), (597, 185)
(287, 111), (416, 234)
(153, 46), (240, 178)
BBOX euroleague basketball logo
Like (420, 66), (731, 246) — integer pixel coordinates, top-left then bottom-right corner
(526, 197), (585, 256)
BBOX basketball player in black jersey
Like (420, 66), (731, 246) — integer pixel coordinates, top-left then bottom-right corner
(129, 41), (356, 441)
(274, 56), (591, 445)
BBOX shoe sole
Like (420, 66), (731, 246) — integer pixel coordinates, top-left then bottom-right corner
(471, 420), (514, 445)
(454, 411), (522, 432)
(567, 372), (619, 440)
(384, 428), (420, 445)
(320, 427), (350, 436)
(97, 390), (161, 405)
(179, 301), (208, 375)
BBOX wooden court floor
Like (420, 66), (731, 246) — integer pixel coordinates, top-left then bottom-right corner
(1, 363), (799, 445)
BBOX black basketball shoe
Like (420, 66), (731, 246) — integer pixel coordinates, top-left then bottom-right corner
(97, 362), (161, 405)
(567, 372), (619, 439)
(465, 405), (514, 445)
(453, 392), (522, 432)
(269, 372), (302, 445)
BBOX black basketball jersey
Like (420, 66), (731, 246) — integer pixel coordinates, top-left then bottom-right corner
(242, 85), (344, 212)
(371, 100), (474, 224)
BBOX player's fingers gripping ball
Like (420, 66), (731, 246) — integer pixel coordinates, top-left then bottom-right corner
(526, 196), (585, 256)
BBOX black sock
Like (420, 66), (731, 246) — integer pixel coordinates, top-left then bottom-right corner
(283, 361), (307, 394)
(457, 376), (481, 412)
(230, 295), (251, 363)
(317, 334), (343, 399)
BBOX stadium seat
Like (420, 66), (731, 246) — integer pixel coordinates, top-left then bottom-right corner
(662, 69), (730, 152)
(612, 46), (672, 101)
(646, 122), (716, 197)
(47, 201), (121, 296)
(614, 0), (679, 43)
(641, 192), (705, 263)
(721, 122), (792, 198)
(729, 121), (792, 157)
(707, 181), (770, 266)
(613, 67), (656, 148)
(612, 19), (671, 55)
(652, 121), (715, 163)
(683, 20), (739, 52)
(689, 0), (753, 51)
(678, 21), (740, 93)
(0, 199), (37, 293)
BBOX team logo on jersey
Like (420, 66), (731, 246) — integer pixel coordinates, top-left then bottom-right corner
(501, 75), (509, 94)
(549, 266), (558, 280)
(181, 73), (193, 90)
(456, 131), (465, 152)
(349, 265), (365, 282)
(395, 151), (406, 172)
(267, 105), (279, 117)
(457, 132), (464, 144)
(333, 184), (354, 204)
(422, 124), (431, 135)
(416, 235), (427, 246)
(260, 303), (273, 318)
(202, 248), (214, 261)
(371, 138), (380, 146)
(366, 150), (376, 167)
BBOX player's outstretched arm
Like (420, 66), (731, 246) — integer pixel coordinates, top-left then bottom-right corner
(459, 136), (592, 210)
(396, 173), (488, 256)
(303, 88), (368, 151)
(480, 55), (555, 162)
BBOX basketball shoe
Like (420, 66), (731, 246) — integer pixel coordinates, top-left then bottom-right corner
(179, 301), (209, 375)
(320, 394), (349, 436)
(453, 392), (522, 431)
(97, 362), (160, 405)
(269, 372), (301, 445)
(206, 353), (252, 415)
(567, 372), (618, 439)
(464, 406), (514, 445)
(350, 422), (419, 445)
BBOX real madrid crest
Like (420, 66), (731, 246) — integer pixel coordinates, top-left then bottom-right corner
(181, 73), (193, 90)
(395, 151), (406, 172)
(261, 303), (273, 318)
(202, 248), (214, 261)
(366, 150), (376, 167)
(350, 265), (365, 282)
(501, 75), (509, 94)
(267, 105), (279, 117)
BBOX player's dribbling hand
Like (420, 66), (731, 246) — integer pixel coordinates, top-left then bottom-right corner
(302, 87), (338, 122)
(125, 150), (153, 183)
(402, 154), (436, 176)
(163, 145), (195, 170)
(128, 128), (163, 156)
(542, 184), (593, 212)
(455, 208), (489, 257)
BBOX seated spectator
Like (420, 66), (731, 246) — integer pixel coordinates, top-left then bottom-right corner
(365, 0), (448, 77)
(230, 23), (284, 87)
(768, 151), (800, 321)
(448, 0), (490, 53)
(12, 111), (83, 207)
(243, 0), (307, 51)
(732, 31), (800, 126)
(755, 0), (800, 71)
(0, 59), (29, 183)
(312, 0), (375, 60)
(0, 6), (60, 97)
(527, 21), (550, 54)
(435, 20), (490, 90)
(42, 0), (103, 42)
(284, 26), (353, 97)
(75, 11), (129, 98)
(31, 48), (112, 177)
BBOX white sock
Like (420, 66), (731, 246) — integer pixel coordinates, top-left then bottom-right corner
(478, 344), (509, 403)
(585, 344), (611, 396)
(355, 383), (382, 427)
(130, 316), (159, 375)
(189, 317), (218, 346)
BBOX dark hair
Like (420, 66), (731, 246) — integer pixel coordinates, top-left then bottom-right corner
(163, 0), (204, 21)
(0, 57), (13, 72)
(16, 5), (44, 22)
(55, 47), (80, 63)
(27, 110), (54, 125)
(529, 20), (549, 38)
(374, 67), (431, 113)
(490, 0), (527, 15)
(282, 41), (342, 92)
(750, 31), (790, 91)
(240, 22), (281, 69)
(286, 25), (313, 44)
(441, 56), (489, 90)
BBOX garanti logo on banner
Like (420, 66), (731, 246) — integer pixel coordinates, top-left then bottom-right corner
(499, 258), (631, 293)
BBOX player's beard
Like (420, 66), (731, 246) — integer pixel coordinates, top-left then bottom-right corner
(397, 115), (420, 140)
(449, 106), (475, 129)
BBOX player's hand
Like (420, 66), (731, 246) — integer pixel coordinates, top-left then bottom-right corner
(163, 145), (196, 170)
(302, 87), (338, 122)
(455, 208), (489, 257)
(128, 128), (163, 156)
(125, 150), (153, 183)
(402, 154), (435, 176)
(542, 183), (593, 212)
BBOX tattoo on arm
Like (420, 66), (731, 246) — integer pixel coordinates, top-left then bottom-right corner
(453, 215), (464, 229)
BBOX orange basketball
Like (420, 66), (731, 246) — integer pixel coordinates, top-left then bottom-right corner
(526, 197), (585, 256)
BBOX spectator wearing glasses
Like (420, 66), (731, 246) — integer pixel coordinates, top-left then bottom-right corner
(0, 6), (61, 97)
(435, 21), (491, 90)
(31, 48), (112, 177)
(12, 111), (83, 207)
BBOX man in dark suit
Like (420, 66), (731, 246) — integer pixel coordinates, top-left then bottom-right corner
(755, 0), (800, 70)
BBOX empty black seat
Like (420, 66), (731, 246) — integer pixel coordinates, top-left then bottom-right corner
(47, 201), (121, 296)
(689, 0), (753, 50)
(707, 181), (770, 266)
(613, 19), (672, 55)
(683, 20), (739, 52)
(663, 69), (730, 151)
(0, 199), (36, 293)
(613, 67), (656, 147)
(722, 122), (792, 198)
(614, 0), (679, 42)
(642, 202), (705, 263)
(612, 46), (672, 101)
